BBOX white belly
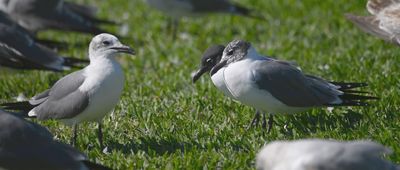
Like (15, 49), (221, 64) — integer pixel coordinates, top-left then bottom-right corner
(223, 59), (307, 114)
(62, 61), (124, 125)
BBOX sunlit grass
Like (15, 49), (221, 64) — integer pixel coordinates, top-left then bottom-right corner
(0, 0), (399, 169)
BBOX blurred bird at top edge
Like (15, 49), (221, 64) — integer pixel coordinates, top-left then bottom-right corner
(145, 0), (266, 39)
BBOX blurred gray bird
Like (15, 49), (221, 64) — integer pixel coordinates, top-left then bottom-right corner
(346, 0), (400, 45)
(256, 139), (399, 170)
(0, 0), (118, 35)
(0, 11), (88, 71)
(146, 0), (265, 38)
(192, 41), (377, 131)
(0, 10), (69, 49)
(2, 33), (135, 149)
(0, 109), (112, 170)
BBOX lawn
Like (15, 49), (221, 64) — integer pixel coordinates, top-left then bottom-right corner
(0, 0), (399, 169)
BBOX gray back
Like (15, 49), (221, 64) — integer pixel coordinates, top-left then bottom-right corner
(253, 60), (338, 107)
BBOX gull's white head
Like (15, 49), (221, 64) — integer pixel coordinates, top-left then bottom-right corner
(209, 40), (253, 75)
(89, 33), (135, 60)
(221, 40), (253, 64)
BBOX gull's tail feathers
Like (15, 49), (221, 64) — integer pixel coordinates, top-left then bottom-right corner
(327, 82), (379, 107)
(1, 101), (34, 118)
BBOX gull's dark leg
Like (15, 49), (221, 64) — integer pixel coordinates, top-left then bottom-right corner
(247, 110), (261, 129)
(262, 112), (267, 129)
(98, 123), (104, 149)
(172, 18), (179, 40)
(71, 124), (78, 147)
(167, 18), (173, 33)
(267, 114), (274, 133)
(167, 18), (179, 40)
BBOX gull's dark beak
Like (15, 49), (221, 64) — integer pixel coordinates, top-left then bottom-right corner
(111, 45), (135, 55)
(192, 66), (210, 83)
(210, 60), (227, 76)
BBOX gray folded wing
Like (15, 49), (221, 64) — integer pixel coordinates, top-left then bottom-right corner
(252, 60), (341, 107)
(30, 70), (89, 120)
(0, 110), (88, 170)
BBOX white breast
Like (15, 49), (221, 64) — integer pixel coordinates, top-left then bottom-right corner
(63, 58), (124, 125)
(211, 67), (236, 99)
(223, 59), (307, 114)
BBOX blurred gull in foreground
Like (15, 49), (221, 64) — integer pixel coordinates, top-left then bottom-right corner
(0, 11), (87, 71)
(346, 0), (400, 45)
(256, 139), (398, 170)
(0, 10), (68, 49)
(192, 41), (377, 132)
(0, 0), (118, 35)
(2, 33), (135, 149)
(0, 109), (112, 170)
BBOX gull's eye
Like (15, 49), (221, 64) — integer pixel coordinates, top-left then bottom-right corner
(102, 41), (111, 46)
(206, 58), (212, 63)
(227, 50), (234, 56)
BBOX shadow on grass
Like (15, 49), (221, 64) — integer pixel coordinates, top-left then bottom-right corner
(108, 136), (202, 155)
(277, 109), (364, 134)
(108, 134), (250, 155)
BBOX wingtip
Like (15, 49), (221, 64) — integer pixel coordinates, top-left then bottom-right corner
(344, 13), (356, 19)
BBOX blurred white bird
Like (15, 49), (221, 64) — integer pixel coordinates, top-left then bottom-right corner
(256, 139), (399, 170)
(346, 0), (400, 45)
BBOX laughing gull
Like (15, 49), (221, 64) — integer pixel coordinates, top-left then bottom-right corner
(0, 0), (117, 35)
(256, 139), (398, 170)
(0, 12), (88, 71)
(146, 0), (265, 38)
(2, 33), (135, 148)
(192, 41), (377, 132)
(0, 109), (112, 170)
(346, 0), (400, 45)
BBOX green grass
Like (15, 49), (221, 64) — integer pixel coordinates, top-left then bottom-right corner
(1, 0), (400, 169)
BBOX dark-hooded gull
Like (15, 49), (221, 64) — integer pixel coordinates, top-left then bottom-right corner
(2, 33), (135, 149)
(346, 0), (400, 45)
(256, 139), (398, 170)
(192, 41), (377, 132)
(0, 109), (112, 170)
